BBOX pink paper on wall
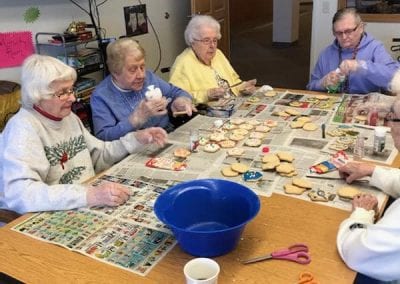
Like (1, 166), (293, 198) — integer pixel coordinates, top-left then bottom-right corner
(0, 31), (35, 68)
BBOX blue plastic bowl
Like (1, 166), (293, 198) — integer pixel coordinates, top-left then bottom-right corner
(154, 179), (260, 257)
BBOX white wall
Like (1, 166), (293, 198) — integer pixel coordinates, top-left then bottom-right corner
(310, 0), (400, 76)
(0, 0), (190, 83)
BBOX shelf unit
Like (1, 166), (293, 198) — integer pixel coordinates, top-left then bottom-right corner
(35, 32), (105, 132)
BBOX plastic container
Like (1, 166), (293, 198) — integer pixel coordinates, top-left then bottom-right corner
(154, 179), (260, 257)
(353, 135), (365, 160)
(373, 126), (387, 153)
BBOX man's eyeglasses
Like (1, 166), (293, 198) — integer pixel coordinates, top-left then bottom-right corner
(194, 38), (218, 46)
(52, 88), (76, 101)
(333, 24), (359, 37)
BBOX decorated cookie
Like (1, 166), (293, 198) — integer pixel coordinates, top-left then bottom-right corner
(255, 125), (271, 133)
(249, 132), (265, 139)
(264, 119), (278, 128)
(243, 170), (263, 182)
(232, 128), (249, 136)
(204, 143), (221, 153)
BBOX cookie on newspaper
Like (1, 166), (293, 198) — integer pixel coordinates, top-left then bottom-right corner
(227, 147), (245, 156)
(276, 151), (295, 162)
(231, 163), (250, 173)
(244, 138), (262, 147)
(221, 166), (240, 177)
(292, 178), (312, 189)
(284, 183), (307, 195)
(203, 143), (221, 153)
(219, 140), (236, 148)
(303, 122), (318, 131)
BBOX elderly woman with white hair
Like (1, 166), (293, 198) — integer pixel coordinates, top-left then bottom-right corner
(336, 70), (400, 282)
(0, 54), (167, 214)
(169, 15), (256, 115)
(90, 38), (195, 141)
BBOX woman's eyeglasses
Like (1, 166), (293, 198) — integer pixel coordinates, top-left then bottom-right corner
(52, 88), (76, 101)
(194, 38), (218, 46)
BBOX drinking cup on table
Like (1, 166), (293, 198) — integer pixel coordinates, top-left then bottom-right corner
(183, 258), (220, 284)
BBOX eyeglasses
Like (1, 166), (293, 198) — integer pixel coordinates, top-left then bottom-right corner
(384, 111), (400, 123)
(333, 25), (359, 37)
(52, 88), (76, 101)
(194, 38), (218, 46)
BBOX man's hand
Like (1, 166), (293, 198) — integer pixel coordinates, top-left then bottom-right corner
(352, 193), (378, 214)
(338, 161), (375, 184)
(87, 181), (131, 207)
(135, 127), (167, 147)
(339, 59), (360, 75)
(322, 70), (342, 89)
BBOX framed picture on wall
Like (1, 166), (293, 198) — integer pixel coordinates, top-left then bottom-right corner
(124, 4), (148, 36)
(338, 0), (400, 22)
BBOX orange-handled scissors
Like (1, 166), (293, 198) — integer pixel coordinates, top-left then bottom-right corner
(241, 243), (311, 265)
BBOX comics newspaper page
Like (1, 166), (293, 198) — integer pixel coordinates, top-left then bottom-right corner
(12, 89), (395, 275)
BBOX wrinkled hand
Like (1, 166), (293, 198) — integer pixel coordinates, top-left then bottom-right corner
(135, 127), (167, 146)
(129, 97), (169, 128)
(339, 59), (359, 75)
(338, 161), (375, 184)
(87, 181), (131, 207)
(322, 70), (342, 89)
(239, 79), (257, 95)
(352, 193), (378, 213)
(207, 87), (226, 100)
(171, 97), (196, 117)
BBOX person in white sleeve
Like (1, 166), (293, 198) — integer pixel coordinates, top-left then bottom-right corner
(337, 71), (400, 283)
(0, 54), (167, 214)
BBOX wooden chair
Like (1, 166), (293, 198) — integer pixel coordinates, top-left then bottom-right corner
(0, 209), (21, 224)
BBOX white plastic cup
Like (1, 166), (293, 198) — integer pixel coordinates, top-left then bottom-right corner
(183, 258), (220, 284)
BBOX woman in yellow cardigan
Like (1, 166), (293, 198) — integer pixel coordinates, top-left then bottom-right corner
(169, 15), (256, 116)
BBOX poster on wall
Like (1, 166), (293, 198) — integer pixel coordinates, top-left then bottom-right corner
(124, 4), (148, 37)
(0, 31), (34, 68)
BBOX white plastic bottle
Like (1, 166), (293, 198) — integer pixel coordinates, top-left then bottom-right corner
(373, 127), (387, 154)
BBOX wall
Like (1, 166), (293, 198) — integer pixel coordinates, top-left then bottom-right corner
(0, 0), (190, 83)
(310, 0), (400, 76)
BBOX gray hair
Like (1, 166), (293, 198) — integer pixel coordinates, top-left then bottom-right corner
(184, 15), (221, 46)
(332, 8), (362, 26)
(21, 54), (77, 109)
(106, 37), (145, 75)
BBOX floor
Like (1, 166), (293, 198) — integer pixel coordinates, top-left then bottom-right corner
(230, 3), (313, 90)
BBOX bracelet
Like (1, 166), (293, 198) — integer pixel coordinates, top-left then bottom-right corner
(349, 223), (366, 230)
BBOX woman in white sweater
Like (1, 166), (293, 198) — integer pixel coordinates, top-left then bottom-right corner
(0, 54), (167, 214)
(337, 71), (400, 283)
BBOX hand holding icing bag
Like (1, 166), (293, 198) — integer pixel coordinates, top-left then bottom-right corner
(145, 85), (163, 100)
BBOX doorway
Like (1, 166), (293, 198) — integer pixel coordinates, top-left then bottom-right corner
(230, 1), (313, 90)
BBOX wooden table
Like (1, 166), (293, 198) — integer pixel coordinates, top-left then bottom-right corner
(0, 193), (355, 284)
(1, 89), (397, 283)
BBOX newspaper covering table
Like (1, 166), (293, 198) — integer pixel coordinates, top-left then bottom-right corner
(12, 89), (395, 275)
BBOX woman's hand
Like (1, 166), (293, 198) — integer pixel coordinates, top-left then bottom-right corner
(239, 79), (257, 95)
(135, 127), (167, 146)
(86, 181), (131, 207)
(129, 97), (169, 128)
(207, 87), (226, 100)
(322, 70), (342, 89)
(171, 97), (196, 117)
(338, 161), (375, 184)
